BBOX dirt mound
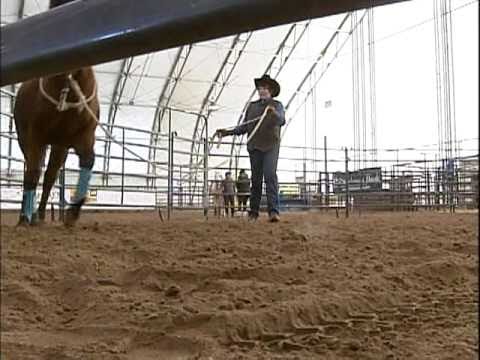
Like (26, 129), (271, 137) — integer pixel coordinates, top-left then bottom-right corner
(1, 211), (478, 359)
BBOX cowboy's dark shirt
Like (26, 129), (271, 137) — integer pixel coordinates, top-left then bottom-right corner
(230, 98), (285, 152)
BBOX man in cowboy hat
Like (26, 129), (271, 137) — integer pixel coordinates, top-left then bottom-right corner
(216, 75), (285, 222)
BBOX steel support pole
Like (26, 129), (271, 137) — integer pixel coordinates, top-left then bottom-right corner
(442, 159), (446, 210)
(203, 116), (209, 218)
(59, 166), (66, 222)
(7, 85), (15, 183)
(121, 128), (125, 205)
(168, 133), (176, 219)
(171, 133), (177, 215)
(167, 109), (172, 220)
(324, 136), (329, 207)
(426, 168), (431, 209)
(6, 116), (13, 185)
(179, 166), (183, 208)
(345, 148), (350, 218)
(423, 154), (427, 207)
(303, 162), (307, 206)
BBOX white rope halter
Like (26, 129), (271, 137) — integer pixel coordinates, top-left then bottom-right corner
(39, 75), (97, 112)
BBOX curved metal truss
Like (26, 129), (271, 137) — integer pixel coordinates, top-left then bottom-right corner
(281, 11), (359, 137)
(102, 57), (134, 184)
(147, 45), (193, 186)
(187, 32), (253, 202)
(228, 21), (312, 168)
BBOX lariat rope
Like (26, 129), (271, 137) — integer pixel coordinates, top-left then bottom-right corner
(46, 75), (272, 177)
(61, 75), (168, 171)
(210, 105), (271, 150)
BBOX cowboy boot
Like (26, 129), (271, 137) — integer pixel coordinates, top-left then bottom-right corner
(268, 212), (280, 223)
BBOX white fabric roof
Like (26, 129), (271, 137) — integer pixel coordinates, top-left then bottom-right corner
(1, 0), (478, 181)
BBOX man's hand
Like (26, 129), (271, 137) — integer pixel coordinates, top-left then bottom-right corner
(266, 104), (277, 116)
(215, 128), (229, 137)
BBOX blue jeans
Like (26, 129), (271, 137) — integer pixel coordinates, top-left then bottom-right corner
(248, 146), (280, 215)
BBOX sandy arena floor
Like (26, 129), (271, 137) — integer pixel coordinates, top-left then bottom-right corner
(0, 210), (478, 360)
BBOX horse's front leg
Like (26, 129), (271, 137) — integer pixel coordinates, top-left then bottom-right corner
(65, 149), (94, 227)
(18, 147), (46, 226)
(37, 146), (68, 223)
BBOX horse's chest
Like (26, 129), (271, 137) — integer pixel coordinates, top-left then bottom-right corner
(37, 111), (92, 144)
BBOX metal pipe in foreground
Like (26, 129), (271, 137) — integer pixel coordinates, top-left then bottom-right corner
(1, 0), (409, 86)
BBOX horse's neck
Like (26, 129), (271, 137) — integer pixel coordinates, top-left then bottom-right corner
(72, 68), (95, 91)
(43, 68), (95, 97)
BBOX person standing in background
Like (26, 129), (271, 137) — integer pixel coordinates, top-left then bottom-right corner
(236, 169), (250, 214)
(222, 172), (236, 217)
(210, 172), (224, 217)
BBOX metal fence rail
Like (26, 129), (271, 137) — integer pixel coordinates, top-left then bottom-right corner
(1, 87), (478, 219)
(1, 131), (478, 219)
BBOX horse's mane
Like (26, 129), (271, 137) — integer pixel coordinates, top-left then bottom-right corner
(49, 0), (75, 9)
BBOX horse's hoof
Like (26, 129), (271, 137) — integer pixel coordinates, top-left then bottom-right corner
(16, 215), (30, 227)
(64, 219), (75, 228)
(30, 213), (42, 226)
(64, 198), (85, 227)
(64, 210), (78, 227)
(37, 212), (46, 222)
(31, 219), (46, 227)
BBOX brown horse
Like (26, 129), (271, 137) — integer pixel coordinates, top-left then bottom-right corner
(14, 0), (99, 226)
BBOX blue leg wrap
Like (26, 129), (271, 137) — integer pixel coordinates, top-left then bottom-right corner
(21, 190), (36, 222)
(75, 167), (92, 202)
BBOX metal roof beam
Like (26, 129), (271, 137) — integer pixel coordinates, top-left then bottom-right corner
(147, 45), (193, 184)
(281, 12), (359, 136)
(187, 32), (253, 200)
(228, 21), (312, 167)
(101, 57), (134, 184)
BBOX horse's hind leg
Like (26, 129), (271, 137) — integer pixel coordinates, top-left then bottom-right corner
(65, 147), (95, 226)
(37, 146), (68, 223)
(19, 146), (46, 226)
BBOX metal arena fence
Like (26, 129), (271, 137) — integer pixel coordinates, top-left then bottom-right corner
(1, 92), (478, 220)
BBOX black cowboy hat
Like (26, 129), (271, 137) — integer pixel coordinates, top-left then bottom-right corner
(254, 74), (280, 97)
